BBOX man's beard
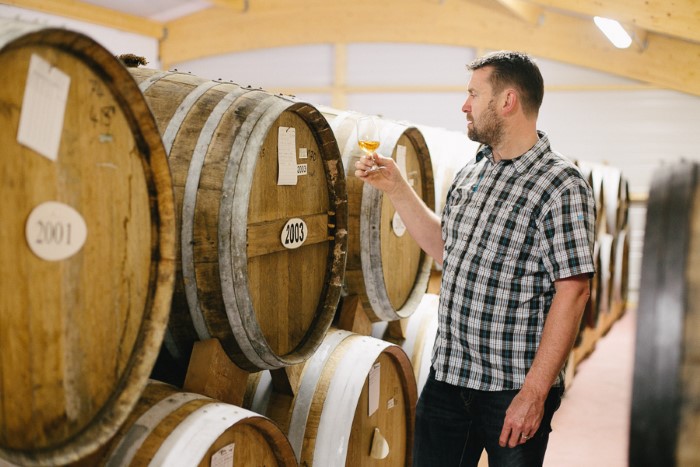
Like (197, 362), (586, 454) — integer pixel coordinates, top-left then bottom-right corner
(467, 99), (504, 148)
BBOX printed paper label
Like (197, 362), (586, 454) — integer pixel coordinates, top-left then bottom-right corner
(299, 147), (308, 159)
(17, 54), (71, 161)
(369, 361), (380, 417)
(277, 127), (297, 185)
(210, 443), (234, 467)
(25, 201), (87, 261)
(396, 145), (408, 180)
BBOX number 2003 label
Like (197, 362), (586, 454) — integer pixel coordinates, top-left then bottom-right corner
(25, 201), (88, 261)
(281, 218), (307, 249)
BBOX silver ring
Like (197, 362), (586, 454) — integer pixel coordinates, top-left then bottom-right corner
(521, 434), (530, 440)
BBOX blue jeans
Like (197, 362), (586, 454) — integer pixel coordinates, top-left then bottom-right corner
(413, 368), (563, 467)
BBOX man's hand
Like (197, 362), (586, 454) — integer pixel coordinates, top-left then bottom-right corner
(498, 386), (546, 448)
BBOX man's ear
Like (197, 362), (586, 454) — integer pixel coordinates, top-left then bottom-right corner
(501, 89), (518, 115)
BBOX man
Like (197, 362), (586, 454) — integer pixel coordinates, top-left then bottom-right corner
(355, 51), (595, 466)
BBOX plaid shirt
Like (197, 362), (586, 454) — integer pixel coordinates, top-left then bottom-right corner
(434, 131), (595, 391)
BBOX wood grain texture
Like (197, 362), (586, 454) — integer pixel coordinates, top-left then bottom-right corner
(0, 21), (175, 466)
(129, 68), (347, 372)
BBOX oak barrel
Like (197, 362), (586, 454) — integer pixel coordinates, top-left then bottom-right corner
(80, 381), (296, 467)
(630, 160), (700, 466)
(127, 68), (348, 372)
(244, 329), (417, 466)
(612, 229), (629, 306)
(0, 20), (175, 466)
(575, 160), (606, 235)
(597, 232), (616, 317)
(601, 166), (629, 236)
(372, 293), (439, 393)
(320, 107), (434, 322)
(581, 240), (602, 330)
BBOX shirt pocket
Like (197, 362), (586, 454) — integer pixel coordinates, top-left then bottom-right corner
(478, 199), (535, 261)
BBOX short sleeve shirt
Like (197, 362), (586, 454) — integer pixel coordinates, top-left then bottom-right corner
(434, 131), (596, 390)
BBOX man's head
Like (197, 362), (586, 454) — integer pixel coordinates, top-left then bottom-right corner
(467, 51), (544, 118)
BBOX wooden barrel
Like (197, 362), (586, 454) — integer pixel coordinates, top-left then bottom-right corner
(601, 166), (629, 236)
(575, 160), (606, 235)
(127, 67), (348, 373)
(79, 381), (297, 467)
(597, 232), (616, 317)
(0, 20), (175, 466)
(372, 293), (439, 393)
(319, 107), (435, 322)
(580, 240), (602, 330)
(630, 160), (700, 467)
(612, 228), (630, 307)
(244, 329), (417, 466)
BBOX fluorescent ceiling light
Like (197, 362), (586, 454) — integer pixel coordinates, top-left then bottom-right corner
(594, 16), (633, 49)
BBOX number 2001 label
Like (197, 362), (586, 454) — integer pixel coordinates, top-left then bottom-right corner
(25, 201), (88, 261)
(281, 218), (307, 249)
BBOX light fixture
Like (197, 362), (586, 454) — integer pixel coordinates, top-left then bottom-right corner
(594, 16), (633, 49)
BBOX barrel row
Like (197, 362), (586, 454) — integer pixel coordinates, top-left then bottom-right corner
(0, 19), (433, 466)
(570, 162), (631, 378)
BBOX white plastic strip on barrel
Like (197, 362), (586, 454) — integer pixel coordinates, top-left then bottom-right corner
(286, 329), (354, 460)
(313, 335), (392, 466)
(149, 402), (254, 467)
(106, 391), (203, 467)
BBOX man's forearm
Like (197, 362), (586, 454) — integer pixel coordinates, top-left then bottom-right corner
(387, 180), (445, 265)
(521, 275), (590, 399)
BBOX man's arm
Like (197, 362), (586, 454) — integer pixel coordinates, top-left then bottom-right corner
(498, 274), (591, 447)
(355, 153), (445, 265)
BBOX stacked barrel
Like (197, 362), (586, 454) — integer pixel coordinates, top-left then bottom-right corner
(572, 161), (631, 367)
(0, 19), (177, 467)
(0, 19), (430, 467)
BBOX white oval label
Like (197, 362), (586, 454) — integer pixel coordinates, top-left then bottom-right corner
(25, 201), (88, 261)
(392, 211), (406, 237)
(281, 218), (307, 249)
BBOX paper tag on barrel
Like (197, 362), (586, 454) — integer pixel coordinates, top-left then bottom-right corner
(211, 443), (234, 467)
(25, 201), (88, 261)
(369, 361), (380, 416)
(277, 126), (297, 185)
(17, 54), (71, 162)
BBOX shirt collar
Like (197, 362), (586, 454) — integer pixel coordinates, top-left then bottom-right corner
(475, 131), (550, 174)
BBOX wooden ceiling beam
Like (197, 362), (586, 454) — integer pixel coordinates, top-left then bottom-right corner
(496, 0), (544, 24)
(3, 0), (163, 38)
(207, 0), (248, 12)
(524, 0), (700, 43)
(161, 0), (700, 96)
